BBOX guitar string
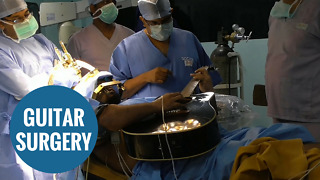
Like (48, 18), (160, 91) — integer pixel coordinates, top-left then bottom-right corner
(161, 96), (178, 180)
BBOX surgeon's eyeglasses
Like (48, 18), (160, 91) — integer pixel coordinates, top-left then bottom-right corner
(145, 15), (172, 26)
(1, 11), (32, 24)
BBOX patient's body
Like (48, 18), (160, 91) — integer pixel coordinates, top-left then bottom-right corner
(92, 124), (320, 179)
(130, 123), (318, 180)
(92, 89), (320, 179)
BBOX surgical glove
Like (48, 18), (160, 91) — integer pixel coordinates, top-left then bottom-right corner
(49, 63), (80, 88)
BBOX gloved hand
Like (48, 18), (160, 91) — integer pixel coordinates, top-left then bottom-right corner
(48, 62), (81, 88)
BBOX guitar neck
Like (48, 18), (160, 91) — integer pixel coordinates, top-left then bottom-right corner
(181, 79), (200, 97)
(181, 65), (215, 97)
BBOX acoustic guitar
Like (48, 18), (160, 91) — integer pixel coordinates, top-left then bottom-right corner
(122, 67), (221, 160)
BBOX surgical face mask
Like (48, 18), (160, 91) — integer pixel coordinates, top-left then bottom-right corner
(1, 15), (39, 43)
(270, 0), (301, 18)
(93, 3), (118, 24)
(149, 20), (173, 41)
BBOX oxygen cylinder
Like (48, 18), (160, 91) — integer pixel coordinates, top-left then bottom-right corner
(210, 30), (238, 96)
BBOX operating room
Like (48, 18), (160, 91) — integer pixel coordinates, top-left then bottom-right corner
(1, 0), (320, 179)
(28, 0), (272, 126)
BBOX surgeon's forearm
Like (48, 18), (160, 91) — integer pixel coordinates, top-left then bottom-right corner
(0, 68), (43, 100)
(121, 74), (149, 99)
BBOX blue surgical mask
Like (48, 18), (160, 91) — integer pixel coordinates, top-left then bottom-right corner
(270, 0), (301, 18)
(93, 3), (118, 24)
(149, 20), (173, 41)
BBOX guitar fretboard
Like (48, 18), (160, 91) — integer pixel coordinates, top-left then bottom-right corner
(181, 79), (200, 97)
(181, 66), (214, 97)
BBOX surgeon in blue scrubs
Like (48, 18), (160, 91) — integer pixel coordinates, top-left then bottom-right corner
(109, 0), (222, 99)
(0, 0), (81, 179)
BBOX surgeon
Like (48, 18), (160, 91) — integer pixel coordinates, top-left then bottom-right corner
(109, 0), (222, 99)
(266, 0), (320, 142)
(0, 0), (80, 179)
(67, 0), (134, 75)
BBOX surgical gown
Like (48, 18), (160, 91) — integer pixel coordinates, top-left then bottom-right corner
(266, 0), (320, 122)
(0, 33), (82, 180)
(109, 28), (222, 98)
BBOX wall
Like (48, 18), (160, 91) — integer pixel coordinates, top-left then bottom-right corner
(170, 0), (276, 42)
(202, 39), (272, 127)
(26, 0), (92, 46)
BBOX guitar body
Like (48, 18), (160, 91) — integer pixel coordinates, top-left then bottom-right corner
(122, 92), (221, 161)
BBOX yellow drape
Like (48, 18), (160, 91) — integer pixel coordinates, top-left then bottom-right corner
(230, 137), (320, 180)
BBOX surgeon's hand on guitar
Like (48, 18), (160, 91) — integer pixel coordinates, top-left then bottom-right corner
(191, 67), (214, 92)
(153, 92), (191, 113)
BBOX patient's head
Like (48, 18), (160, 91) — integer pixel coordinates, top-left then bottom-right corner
(94, 76), (123, 104)
(97, 85), (121, 104)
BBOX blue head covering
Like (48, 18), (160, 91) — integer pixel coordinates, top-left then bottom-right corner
(138, 0), (171, 20)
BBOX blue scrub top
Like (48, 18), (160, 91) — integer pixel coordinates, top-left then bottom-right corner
(110, 28), (222, 98)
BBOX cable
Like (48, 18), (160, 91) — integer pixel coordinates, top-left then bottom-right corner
(228, 57), (231, 95)
(85, 156), (90, 180)
(114, 144), (133, 175)
(288, 160), (320, 180)
(114, 144), (131, 178)
(161, 97), (178, 180)
(74, 166), (79, 180)
(158, 134), (165, 159)
(299, 160), (320, 180)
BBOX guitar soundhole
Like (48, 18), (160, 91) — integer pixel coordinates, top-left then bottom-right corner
(153, 119), (201, 134)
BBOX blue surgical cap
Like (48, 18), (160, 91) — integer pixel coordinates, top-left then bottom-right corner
(138, 0), (171, 21)
(88, 0), (103, 5)
(0, 0), (27, 18)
